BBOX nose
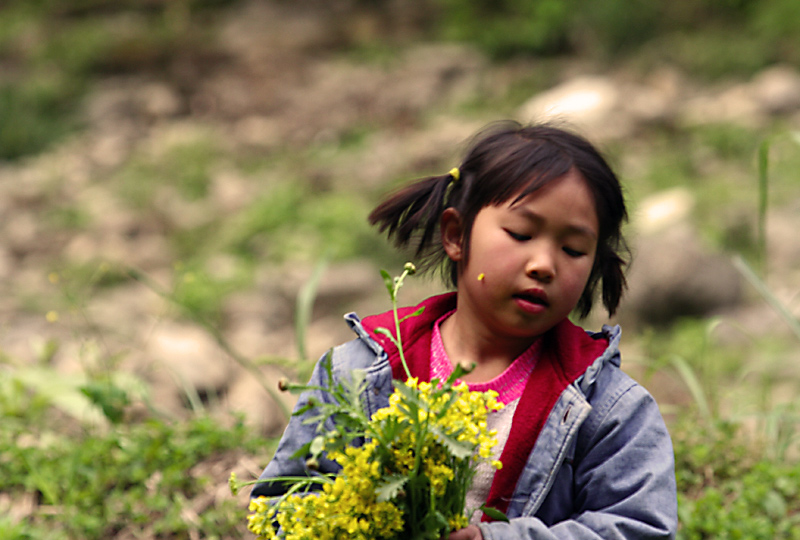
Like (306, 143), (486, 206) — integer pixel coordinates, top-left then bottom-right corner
(525, 244), (555, 283)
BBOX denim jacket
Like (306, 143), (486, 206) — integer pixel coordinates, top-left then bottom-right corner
(252, 300), (677, 540)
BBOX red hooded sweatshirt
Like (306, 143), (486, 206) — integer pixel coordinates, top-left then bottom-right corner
(360, 292), (609, 519)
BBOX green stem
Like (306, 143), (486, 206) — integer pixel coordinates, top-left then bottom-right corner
(733, 255), (800, 342)
(757, 137), (771, 276)
(392, 267), (414, 380)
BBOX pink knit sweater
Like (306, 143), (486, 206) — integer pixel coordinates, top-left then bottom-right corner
(429, 312), (541, 405)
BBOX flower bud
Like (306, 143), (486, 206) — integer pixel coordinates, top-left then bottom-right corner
(403, 262), (417, 275)
(228, 472), (239, 495)
(277, 377), (291, 392)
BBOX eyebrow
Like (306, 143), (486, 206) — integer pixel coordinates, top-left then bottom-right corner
(511, 206), (598, 240)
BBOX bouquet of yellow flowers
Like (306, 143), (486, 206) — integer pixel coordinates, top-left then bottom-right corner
(241, 264), (506, 539)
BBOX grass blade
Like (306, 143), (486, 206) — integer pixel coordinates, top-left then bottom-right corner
(733, 255), (800, 342)
(756, 137), (771, 273)
(296, 255), (329, 361)
(669, 355), (712, 423)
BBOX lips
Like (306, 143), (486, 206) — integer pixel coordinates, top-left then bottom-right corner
(514, 288), (549, 305)
(512, 288), (549, 314)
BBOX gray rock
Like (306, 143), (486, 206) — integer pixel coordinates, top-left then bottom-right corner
(518, 76), (629, 139)
(680, 83), (764, 128)
(225, 369), (297, 437)
(622, 224), (742, 326)
(145, 322), (235, 408)
(516, 74), (680, 140)
(750, 65), (800, 115)
(678, 65), (800, 127)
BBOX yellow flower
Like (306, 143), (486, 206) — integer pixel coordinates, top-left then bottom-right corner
(449, 514), (470, 530)
(247, 371), (505, 538)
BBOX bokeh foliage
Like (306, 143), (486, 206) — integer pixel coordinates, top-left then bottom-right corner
(1, 0), (799, 538)
(2, 0), (800, 159)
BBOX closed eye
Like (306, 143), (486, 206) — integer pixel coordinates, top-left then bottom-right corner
(563, 246), (586, 257)
(505, 229), (531, 242)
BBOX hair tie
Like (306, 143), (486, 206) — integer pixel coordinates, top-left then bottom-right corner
(448, 167), (460, 182)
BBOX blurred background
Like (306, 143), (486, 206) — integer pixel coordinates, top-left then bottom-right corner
(1, 1), (799, 538)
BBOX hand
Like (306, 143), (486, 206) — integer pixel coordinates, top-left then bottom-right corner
(448, 525), (483, 540)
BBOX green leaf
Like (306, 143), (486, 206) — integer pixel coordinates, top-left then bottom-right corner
(480, 505), (510, 523)
(419, 510), (450, 538)
(400, 306), (426, 323)
(295, 255), (328, 360)
(290, 440), (314, 460)
(430, 425), (474, 459)
(80, 381), (130, 424)
(391, 381), (424, 411)
(450, 361), (475, 381)
(301, 411), (332, 425)
(380, 269), (395, 299)
(433, 388), (461, 420)
(13, 367), (107, 425)
(669, 355), (712, 423)
(375, 474), (408, 502)
(293, 401), (318, 416)
(733, 255), (800, 342)
(309, 435), (326, 457)
(756, 136), (770, 270)
(763, 490), (787, 519)
(347, 369), (367, 396)
(374, 326), (398, 346)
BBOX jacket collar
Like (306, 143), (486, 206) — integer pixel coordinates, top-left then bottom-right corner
(358, 292), (613, 384)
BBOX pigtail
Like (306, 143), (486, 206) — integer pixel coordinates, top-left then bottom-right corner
(601, 249), (628, 317)
(577, 241), (629, 319)
(368, 172), (454, 268)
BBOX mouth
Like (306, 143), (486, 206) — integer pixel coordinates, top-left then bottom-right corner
(513, 289), (549, 308)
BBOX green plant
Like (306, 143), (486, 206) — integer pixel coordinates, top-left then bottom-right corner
(0, 0), (240, 160)
(642, 318), (745, 422)
(239, 264), (507, 539)
(0, 78), (83, 160)
(0, 412), (263, 539)
(433, 0), (572, 58)
(663, 131), (800, 537)
(752, 130), (800, 274)
(673, 416), (800, 540)
(218, 181), (382, 265)
(113, 137), (219, 210)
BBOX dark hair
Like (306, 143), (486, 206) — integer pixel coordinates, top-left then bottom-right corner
(369, 121), (629, 318)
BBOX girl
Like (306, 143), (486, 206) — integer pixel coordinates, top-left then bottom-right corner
(252, 122), (677, 540)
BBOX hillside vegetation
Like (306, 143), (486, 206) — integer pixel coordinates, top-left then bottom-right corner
(1, 1), (799, 538)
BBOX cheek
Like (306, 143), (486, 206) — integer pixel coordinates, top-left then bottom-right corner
(467, 229), (512, 267)
(565, 260), (595, 297)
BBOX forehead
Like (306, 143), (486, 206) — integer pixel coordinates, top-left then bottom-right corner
(511, 167), (597, 211)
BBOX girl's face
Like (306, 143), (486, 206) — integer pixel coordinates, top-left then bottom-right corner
(443, 168), (599, 344)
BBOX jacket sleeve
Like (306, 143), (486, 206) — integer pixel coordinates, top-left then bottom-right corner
(478, 381), (677, 540)
(249, 348), (343, 499)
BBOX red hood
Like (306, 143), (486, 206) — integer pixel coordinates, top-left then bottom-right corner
(361, 291), (610, 520)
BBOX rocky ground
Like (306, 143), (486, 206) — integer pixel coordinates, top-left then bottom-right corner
(2, 0), (800, 445)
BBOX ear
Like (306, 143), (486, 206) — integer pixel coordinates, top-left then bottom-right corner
(441, 208), (464, 262)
